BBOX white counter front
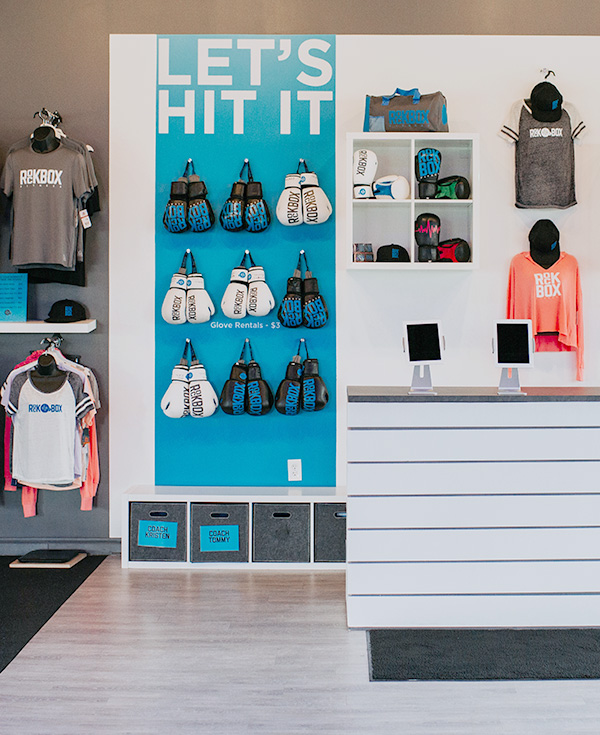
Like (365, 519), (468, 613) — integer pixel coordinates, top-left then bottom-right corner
(346, 387), (600, 628)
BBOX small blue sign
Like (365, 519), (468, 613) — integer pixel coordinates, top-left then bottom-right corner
(0, 274), (27, 322)
(138, 520), (178, 548)
(200, 524), (240, 552)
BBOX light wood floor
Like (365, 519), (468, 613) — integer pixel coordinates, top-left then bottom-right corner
(2, 555), (600, 734)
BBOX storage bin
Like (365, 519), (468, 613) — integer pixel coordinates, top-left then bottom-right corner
(190, 502), (249, 562)
(129, 502), (187, 562)
(252, 503), (310, 562)
(314, 503), (347, 562)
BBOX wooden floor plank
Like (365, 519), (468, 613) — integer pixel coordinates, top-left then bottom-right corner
(1, 555), (600, 734)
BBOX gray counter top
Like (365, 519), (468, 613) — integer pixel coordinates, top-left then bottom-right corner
(347, 386), (600, 402)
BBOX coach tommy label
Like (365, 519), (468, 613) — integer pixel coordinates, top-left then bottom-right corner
(19, 169), (64, 187)
(199, 524), (240, 552)
(137, 520), (178, 548)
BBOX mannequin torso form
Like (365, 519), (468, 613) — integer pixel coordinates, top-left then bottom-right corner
(31, 125), (60, 154)
(30, 354), (67, 393)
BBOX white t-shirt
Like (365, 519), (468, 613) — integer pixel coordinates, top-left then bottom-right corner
(6, 372), (94, 485)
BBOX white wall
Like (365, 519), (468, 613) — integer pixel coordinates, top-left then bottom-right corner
(110, 35), (600, 524)
(335, 36), (599, 383)
(334, 35), (600, 485)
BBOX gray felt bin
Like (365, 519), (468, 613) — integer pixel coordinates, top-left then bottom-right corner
(191, 503), (249, 562)
(314, 503), (346, 562)
(252, 503), (310, 562)
(129, 502), (187, 562)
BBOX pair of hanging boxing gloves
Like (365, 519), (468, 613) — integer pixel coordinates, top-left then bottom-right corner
(160, 339), (218, 419)
(163, 159), (215, 233)
(274, 339), (328, 415)
(276, 159), (332, 226)
(220, 159), (270, 233)
(161, 249), (215, 324)
(220, 339), (273, 416)
(278, 251), (328, 329)
(221, 250), (275, 319)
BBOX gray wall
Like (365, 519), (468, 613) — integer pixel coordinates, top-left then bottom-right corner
(0, 1), (595, 553)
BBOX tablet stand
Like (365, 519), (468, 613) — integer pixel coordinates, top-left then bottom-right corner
(409, 364), (437, 395)
(498, 367), (525, 395)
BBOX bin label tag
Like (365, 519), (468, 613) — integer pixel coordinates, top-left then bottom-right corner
(138, 520), (178, 548)
(200, 525), (239, 552)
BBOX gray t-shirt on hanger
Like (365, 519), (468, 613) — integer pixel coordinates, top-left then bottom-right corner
(0, 142), (90, 268)
(500, 100), (585, 209)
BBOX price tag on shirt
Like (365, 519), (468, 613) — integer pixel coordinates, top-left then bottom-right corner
(79, 208), (92, 229)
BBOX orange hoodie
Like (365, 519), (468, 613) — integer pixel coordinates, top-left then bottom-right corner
(507, 251), (583, 380)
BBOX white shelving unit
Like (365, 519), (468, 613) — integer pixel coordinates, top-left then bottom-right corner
(122, 485), (346, 570)
(347, 132), (479, 269)
(0, 319), (97, 334)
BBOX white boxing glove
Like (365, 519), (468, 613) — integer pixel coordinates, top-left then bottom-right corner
(186, 272), (215, 324)
(221, 266), (249, 320)
(247, 265), (275, 317)
(373, 175), (410, 200)
(300, 171), (332, 225)
(160, 365), (190, 418)
(276, 173), (303, 226)
(188, 364), (218, 418)
(161, 273), (187, 324)
(353, 149), (378, 199)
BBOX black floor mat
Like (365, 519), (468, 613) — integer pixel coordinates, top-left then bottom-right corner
(0, 554), (105, 674)
(368, 628), (600, 681)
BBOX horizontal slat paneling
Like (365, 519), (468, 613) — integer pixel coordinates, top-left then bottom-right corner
(347, 494), (600, 528)
(347, 401), (600, 429)
(346, 594), (600, 628)
(347, 560), (600, 594)
(347, 428), (600, 462)
(347, 461), (600, 495)
(346, 527), (600, 561)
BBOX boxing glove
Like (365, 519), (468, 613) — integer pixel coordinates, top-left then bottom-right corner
(415, 213), (441, 262)
(219, 343), (249, 416)
(221, 254), (249, 319)
(277, 255), (303, 328)
(353, 149), (378, 199)
(219, 180), (246, 231)
(163, 175), (189, 233)
(186, 272), (215, 324)
(301, 252), (328, 329)
(244, 179), (270, 233)
(187, 173), (215, 232)
(160, 364), (190, 418)
(415, 148), (442, 199)
(276, 173), (303, 226)
(299, 165), (332, 225)
(188, 363), (219, 418)
(434, 175), (471, 200)
(373, 175), (410, 200)
(161, 252), (189, 324)
(275, 354), (303, 415)
(247, 264), (275, 318)
(437, 238), (471, 263)
(301, 358), (329, 412)
(245, 361), (273, 416)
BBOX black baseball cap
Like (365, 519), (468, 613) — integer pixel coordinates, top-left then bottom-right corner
(529, 82), (563, 123)
(45, 299), (87, 323)
(529, 219), (560, 267)
(376, 244), (410, 262)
